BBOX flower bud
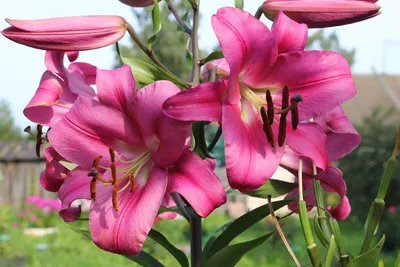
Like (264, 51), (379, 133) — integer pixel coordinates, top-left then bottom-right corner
(2, 16), (126, 51)
(262, 0), (381, 28)
(119, 0), (160, 7)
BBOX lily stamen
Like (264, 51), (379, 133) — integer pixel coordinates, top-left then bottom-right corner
(260, 107), (275, 147)
(278, 86), (289, 147)
(266, 90), (274, 125)
(109, 147), (119, 212)
(290, 93), (303, 130)
(36, 124), (43, 158)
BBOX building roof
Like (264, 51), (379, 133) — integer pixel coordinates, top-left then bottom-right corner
(0, 141), (45, 163)
(343, 74), (400, 124)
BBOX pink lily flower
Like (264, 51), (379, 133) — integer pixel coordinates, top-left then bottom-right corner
(315, 106), (361, 162)
(49, 65), (226, 255)
(119, 0), (160, 7)
(40, 147), (69, 192)
(2, 16), (126, 51)
(24, 51), (97, 127)
(262, 0), (380, 28)
(281, 149), (351, 220)
(164, 8), (356, 193)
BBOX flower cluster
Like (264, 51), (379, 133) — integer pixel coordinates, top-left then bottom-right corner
(1, 0), (371, 257)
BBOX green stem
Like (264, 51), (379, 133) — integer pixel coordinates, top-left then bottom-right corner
(329, 219), (349, 266)
(360, 127), (399, 254)
(125, 23), (190, 88)
(191, 0), (200, 86)
(298, 158), (322, 267)
(167, 0), (192, 34)
(190, 214), (203, 267)
(190, 2), (203, 267)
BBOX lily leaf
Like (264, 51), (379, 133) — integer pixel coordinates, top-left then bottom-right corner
(147, 0), (161, 49)
(347, 235), (385, 267)
(148, 229), (189, 267)
(116, 43), (188, 87)
(157, 206), (181, 216)
(204, 199), (293, 260)
(204, 231), (275, 267)
(125, 251), (165, 267)
(246, 179), (297, 199)
(201, 51), (224, 65)
(325, 235), (336, 267)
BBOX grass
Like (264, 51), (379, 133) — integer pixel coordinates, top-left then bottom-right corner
(0, 209), (397, 267)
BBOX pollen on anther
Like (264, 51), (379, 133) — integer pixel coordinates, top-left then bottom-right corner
(266, 90), (274, 125)
(260, 107), (275, 147)
(35, 124), (43, 158)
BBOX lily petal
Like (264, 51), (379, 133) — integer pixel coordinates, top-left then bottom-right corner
(261, 51), (356, 120)
(272, 11), (308, 53)
(285, 122), (328, 171)
(40, 147), (68, 192)
(163, 82), (224, 123)
(168, 150), (226, 217)
(96, 65), (137, 115)
(48, 97), (145, 169)
(24, 71), (75, 127)
(134, 81), (190, 167)
(212, 7), (277, 104)
(317, 106), (361, 161)
(90, 164), (167, 255)
(58, 168), (92, 222)
(223, 99), (284, 193)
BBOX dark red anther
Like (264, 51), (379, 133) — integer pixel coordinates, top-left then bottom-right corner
(129, 175), (135, 193)
(35, 124), (43, 158)
(260, 107), (275, 147)
(278, 117), (286, 147)
(290, 93), (303, 130)
(278, 86), (289, 147)
(109, 147), (119, 212)
(266, 90), (274, 125)
(90, 178), (97, 201)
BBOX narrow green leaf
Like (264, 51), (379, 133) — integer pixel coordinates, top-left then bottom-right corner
(314, 215), (330, 248)
(125, 251), (165, 267)
(148, 0), (161, 49)
(325, 235), (336, 267)
(116, 43), (187, 87)
(378, 259), (384, 267)
(347, 235), (385, 267)
(157, 206), (181, 216)
(201, 51), (224, 65)
(246, 179), (297, 199)
(395, 250), (400, 267)
(148, 229), (188, 267)
(234, 0), (244, 9)
(204, 231), (274, 267)
(206, 199), (293, 259)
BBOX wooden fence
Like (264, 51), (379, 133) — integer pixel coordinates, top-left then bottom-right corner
(0, 141), (55, 208)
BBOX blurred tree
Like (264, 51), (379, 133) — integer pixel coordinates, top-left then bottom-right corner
(115, 0), (195, 80)
(337, 108), (400, 250)
(306, 30), (356, 67)
(0, 100), (23, 141)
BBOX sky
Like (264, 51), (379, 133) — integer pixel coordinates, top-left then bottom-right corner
(0, 0), (399, 128)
